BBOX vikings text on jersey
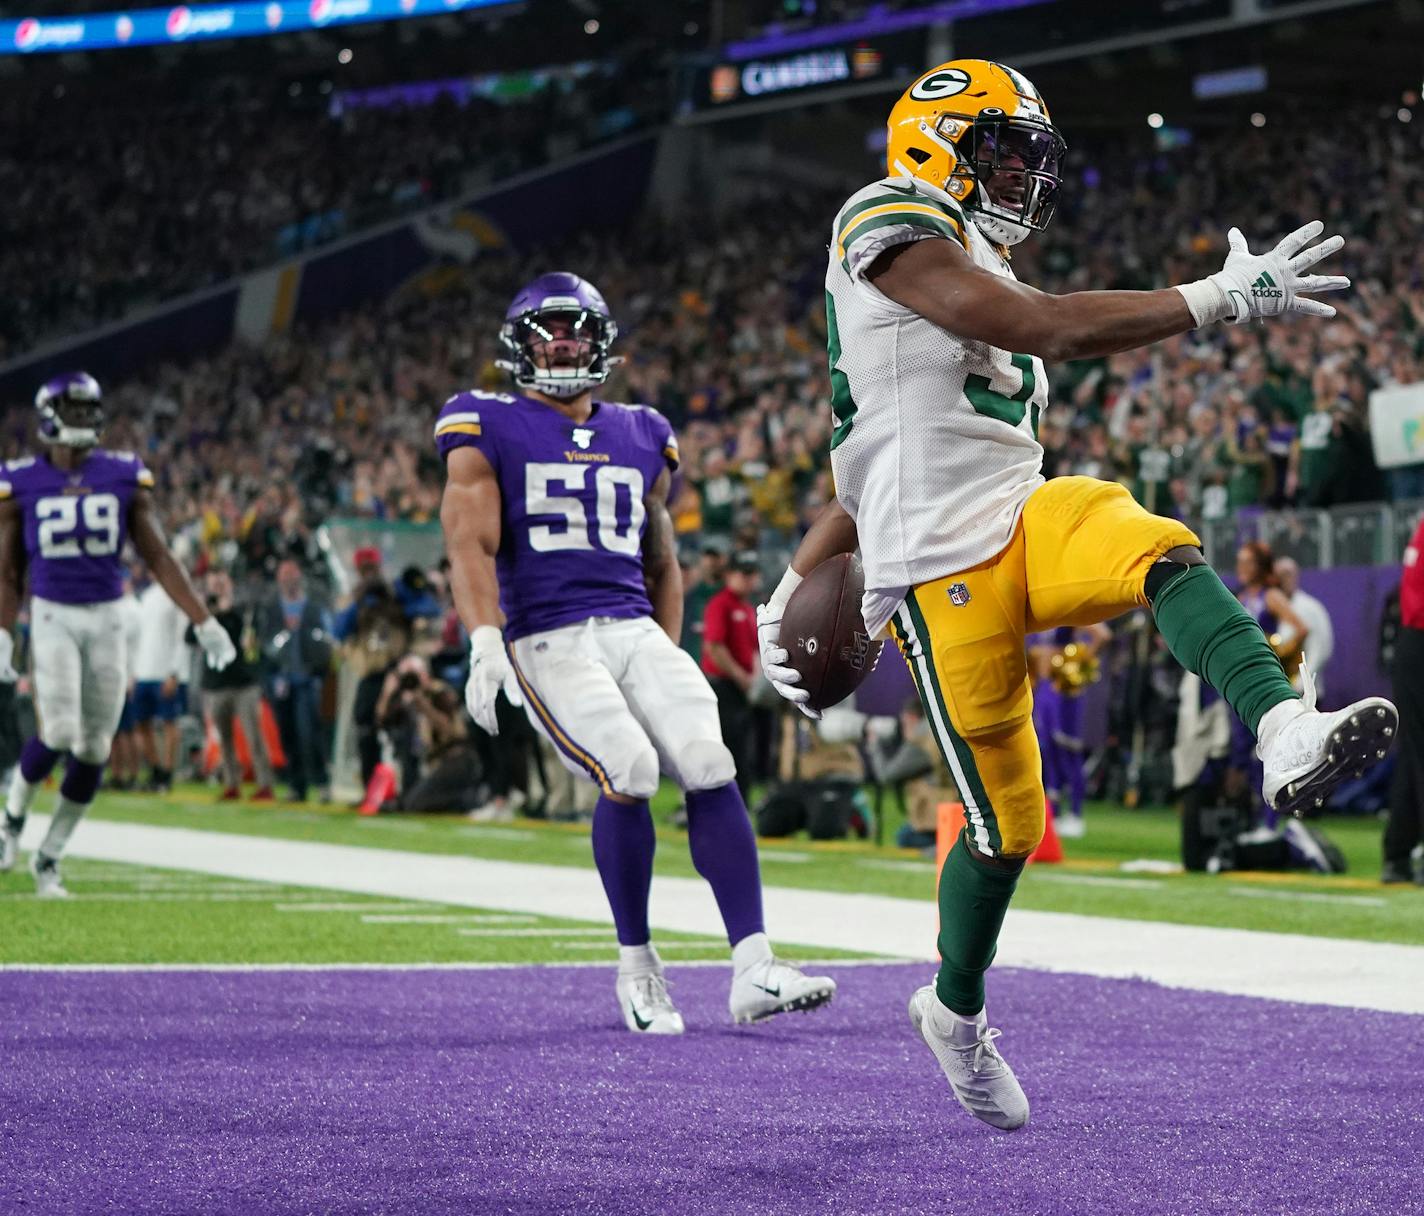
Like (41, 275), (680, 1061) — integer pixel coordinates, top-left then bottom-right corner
(434, 389), (679, 640)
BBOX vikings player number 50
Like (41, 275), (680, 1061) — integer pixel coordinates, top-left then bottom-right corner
(524, 463), (645, 555)
(436, 272), (836, 1036)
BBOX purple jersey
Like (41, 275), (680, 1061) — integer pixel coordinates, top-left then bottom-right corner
(435, 390), (679, 642)
(0, 449), (152, 605)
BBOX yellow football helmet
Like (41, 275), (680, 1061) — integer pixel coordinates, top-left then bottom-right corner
(886, 59), (1066, 246)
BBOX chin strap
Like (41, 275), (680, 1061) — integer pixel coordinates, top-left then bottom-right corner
(51, 429), (99, 448)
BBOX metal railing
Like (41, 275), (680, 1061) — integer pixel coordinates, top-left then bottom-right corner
(1192, 498), (1424, 573)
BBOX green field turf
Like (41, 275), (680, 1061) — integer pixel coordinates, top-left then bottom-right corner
(0, 857), (871, 966)
(44, 783), (1422, 949)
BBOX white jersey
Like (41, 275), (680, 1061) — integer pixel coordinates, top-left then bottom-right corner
(132, 581), (188, 683)
(825, 176), (1048, 636)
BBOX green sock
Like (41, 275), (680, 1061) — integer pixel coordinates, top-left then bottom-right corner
(1151, 563), (1298, 735)
(935, 830), (1023, 1016)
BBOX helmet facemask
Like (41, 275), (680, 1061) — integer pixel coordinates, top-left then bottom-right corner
(944, 111), (1065, 247)
(35, 373), (103, 448)
(497, 306), (620, 400)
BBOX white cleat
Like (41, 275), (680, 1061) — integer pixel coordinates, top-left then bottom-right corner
(616, 969), (685, 1035)
(729, 957), (837, 1024)
(30, 854), (70, 899)
(1258, 662), (1397, 817)
(466, 801), (514, 824)
(1053, 813), (1085, 839)
(908, 986), (1029, 1131)
(0, 818), (18, 873)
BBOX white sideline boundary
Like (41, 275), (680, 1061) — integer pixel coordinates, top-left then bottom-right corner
(16, 815), (1424, 1015)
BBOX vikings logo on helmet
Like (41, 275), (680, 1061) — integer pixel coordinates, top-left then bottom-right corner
(886, 58), (1066, 248)
(496, 272), (622, 400)
(35, 371), (104, 448)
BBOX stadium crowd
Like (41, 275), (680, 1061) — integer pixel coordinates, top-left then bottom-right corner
(0, 67), (660, 355)
(4, 100), (1423, 814)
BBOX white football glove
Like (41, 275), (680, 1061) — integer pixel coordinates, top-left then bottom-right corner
(756, 570), (819, 721)
(193, 616), (237, 672)
(466, 625), (510, 736)
(1178, 221), (1349, 326)
(0, 630), (16, 683)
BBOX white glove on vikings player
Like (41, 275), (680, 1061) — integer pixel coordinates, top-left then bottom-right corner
(193, 616), (237, 672)
(756, 569), (820, 721)
(0, 630), (15, 683)
(1177, 221), (1349, 326)
(466, 625), (510, 736)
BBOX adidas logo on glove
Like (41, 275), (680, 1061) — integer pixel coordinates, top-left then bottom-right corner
(1251, 271), (1284, 300)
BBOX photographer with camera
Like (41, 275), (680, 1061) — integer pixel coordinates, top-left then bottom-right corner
(187, 569), (274, 801)
(332, 548), (443, 786)
(374, 653), (480, 813)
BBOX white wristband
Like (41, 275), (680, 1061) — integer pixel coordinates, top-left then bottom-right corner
(470, 625), (504, 659)
(1175, 278), (1233, 328)
(767, 567), (804, 612)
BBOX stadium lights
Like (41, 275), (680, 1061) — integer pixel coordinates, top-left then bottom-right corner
(337, 46), (351, 63)
(1399, 107), (1414, 123)
(1147, 112), (1164, 129)
(583, 18), (599, 33)
(1250, 112), (1266, 128)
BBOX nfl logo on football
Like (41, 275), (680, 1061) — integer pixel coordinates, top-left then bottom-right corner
(948, 581), (971, 607)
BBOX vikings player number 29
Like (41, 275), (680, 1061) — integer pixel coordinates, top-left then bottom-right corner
(524, 463), (645, 555)
(35, 493), (122, 558)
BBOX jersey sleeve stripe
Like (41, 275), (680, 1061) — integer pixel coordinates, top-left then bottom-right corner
(839, 191), (962, 230)
(136, 468), (155, 488)
(434, 411), (482, 436)
(437, 423), (483, 438)
(837, 202), (965, 257)
(837, 191), (965, 238)
(838, 212), (967, 270)
(0, 482), (11, 500)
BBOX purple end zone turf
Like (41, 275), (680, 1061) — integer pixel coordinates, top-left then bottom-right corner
(1, 963), (1421, 1216)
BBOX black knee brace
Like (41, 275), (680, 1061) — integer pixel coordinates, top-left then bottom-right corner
(1144, 547), (1206, 606)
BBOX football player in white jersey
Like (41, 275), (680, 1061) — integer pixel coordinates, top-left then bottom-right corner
(757, 60), (1397, 1129)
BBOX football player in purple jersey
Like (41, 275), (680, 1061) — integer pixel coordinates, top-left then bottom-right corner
(438, 273), (836, 1034)
(0, 372), (237, 897)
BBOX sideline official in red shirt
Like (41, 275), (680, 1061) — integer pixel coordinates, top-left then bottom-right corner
(1384, 518), (1424, 883)
(702, 552), (761, 799)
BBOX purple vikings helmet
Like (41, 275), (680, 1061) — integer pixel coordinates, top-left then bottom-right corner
(35, 371), (103, 447)
(497, 272), (620, 399)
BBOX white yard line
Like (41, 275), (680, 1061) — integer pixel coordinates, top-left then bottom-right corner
(1030, 873), (1166, 891)
(1226, 887), (1388, 908)
(451, 827), (539, 843)
(18, 814), (1424, 1014)
(454, 927), (620, 938)
(274, 902), (433, 913)
(356, 914), (540, 925)
(857, 859), (936, 874)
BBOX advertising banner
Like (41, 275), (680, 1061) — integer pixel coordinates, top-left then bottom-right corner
(1369, 381), (1424, 469)
(0, 0), (509, 57)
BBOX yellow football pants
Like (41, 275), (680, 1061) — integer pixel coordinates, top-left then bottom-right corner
(890, 477), (1199, 857)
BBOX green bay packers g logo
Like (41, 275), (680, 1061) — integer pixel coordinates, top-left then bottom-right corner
(910, 68), (971, 101)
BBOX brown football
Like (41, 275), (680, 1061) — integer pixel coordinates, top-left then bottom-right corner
(779, 553), (884, 713)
